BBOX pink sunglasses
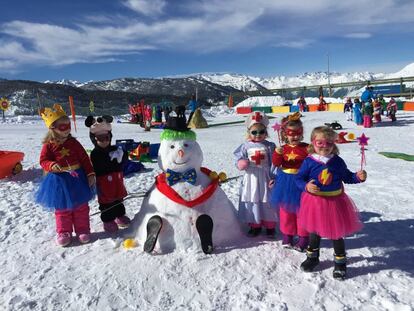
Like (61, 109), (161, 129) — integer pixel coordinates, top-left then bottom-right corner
(54, 123), (71, 131)
(312, 139), (335, 148)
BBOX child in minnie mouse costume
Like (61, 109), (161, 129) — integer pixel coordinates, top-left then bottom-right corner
(85, 115), (130, 233)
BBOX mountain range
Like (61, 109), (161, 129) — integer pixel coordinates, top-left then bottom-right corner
(2, 63), (414, 116)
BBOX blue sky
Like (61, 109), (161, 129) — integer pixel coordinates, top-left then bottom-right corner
(1, 0), (414, 82)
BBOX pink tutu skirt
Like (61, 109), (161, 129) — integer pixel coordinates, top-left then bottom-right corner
(298, 192), (362, 240)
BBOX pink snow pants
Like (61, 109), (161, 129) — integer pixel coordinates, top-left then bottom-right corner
(363, 115), (372, 128)
(55, 203), (90, 235)
(279, 208), (307, 237)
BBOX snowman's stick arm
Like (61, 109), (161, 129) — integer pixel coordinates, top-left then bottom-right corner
(90, 192), (148, 216)
(219, 175), (243, 184)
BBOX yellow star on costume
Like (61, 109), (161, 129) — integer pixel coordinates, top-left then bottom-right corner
(60, 147), (70, 157)
(286, 150), (298, 161)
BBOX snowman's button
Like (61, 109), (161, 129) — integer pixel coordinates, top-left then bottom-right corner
(108, 175), (113, 182)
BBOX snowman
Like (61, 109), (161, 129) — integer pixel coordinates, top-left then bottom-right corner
(130, 112), (241, 254)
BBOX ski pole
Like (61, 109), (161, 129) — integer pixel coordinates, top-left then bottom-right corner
(90, 192), (148, 216)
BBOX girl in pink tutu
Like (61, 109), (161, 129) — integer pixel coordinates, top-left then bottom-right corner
(295, 126), (367, 279)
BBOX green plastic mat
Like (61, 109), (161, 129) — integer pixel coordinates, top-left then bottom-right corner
(378, 152), (414, 161)
(208, 116), (276, 128)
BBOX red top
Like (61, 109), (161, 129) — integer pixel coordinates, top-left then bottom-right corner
(39, 137), (94, 175)
(272, 143), (308, 169)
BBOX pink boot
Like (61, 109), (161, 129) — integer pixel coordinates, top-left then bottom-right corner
(115, 215), (131, 229)
(103, 221), (118, 233)
(78, 233), (91, 244)
(56, 232), (72, 247)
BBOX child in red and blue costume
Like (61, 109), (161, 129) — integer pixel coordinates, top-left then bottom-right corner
(271, 112), (308, 251)
(36, 104), (96, 247)
(295, 126), (367, 279)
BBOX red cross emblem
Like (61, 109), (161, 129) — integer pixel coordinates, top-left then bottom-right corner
(251, 112), (262, 122)
(251, 150), (265, 165)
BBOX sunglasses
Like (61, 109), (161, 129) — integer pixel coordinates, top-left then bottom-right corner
(95, 134), (111, 142)
(250, 130), (266, 136)
(285, 128), (303, 136)
(54, 123), (71, 131)
(312, 139), (335, 148)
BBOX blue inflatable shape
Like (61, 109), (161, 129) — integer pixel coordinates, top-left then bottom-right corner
(149, 143), (160, 158)
(123, 160), (145, 176)
(116, 139), (140, 152)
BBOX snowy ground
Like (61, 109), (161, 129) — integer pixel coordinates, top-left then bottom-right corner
(0, 108), (414, 310)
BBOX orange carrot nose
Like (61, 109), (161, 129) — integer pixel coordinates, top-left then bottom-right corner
(178, 149), (185, 158)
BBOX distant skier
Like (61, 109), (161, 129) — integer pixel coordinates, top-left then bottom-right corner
(361, 86), (375, 103)
(187, 94), (198, 125)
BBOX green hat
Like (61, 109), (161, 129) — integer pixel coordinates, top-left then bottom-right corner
(160, 129), (196, 141)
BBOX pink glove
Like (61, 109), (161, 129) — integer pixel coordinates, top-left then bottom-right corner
(237, 159), (249, 170)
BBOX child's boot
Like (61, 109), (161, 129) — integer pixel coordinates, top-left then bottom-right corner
(266, 228), (276, 238)
(56, 232), (72, 247)
(333, 254), (347, 280)
(103, 220), (119, 233)
(115, 215), (131, 229)
(293, 236), (309, 252)
(78, 233), (91, 244)
(247, 227), (261, 237)
(282, 234), (293, 248)
(300, 248), (320, 272)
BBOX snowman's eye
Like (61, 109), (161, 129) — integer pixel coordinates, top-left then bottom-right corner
(170, 145), (175, 149)
(184, 143), (189, 147)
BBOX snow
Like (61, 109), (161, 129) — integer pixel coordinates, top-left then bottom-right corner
(1, 108), (414, 310)
(236, 95), (286, 107)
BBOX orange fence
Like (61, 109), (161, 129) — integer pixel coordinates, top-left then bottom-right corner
(403, 102), (414, 111)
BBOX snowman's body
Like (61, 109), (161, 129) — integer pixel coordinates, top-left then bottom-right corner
(132, 135), (241, 253)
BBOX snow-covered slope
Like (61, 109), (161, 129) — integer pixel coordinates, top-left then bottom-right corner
(0, 109), (413, 310)
(196, 73), (267, 92)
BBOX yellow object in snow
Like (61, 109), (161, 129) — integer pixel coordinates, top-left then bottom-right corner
(218, 172), (227, 182)
(209, 171), (218, 180)
(123, 239), (137, 249)
(347, 132), (356, 140)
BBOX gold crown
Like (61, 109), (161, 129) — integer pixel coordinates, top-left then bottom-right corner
(39, 104), (67, 128)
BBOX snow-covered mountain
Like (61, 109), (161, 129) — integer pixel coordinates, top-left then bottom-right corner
(3, 62), (414, 116)
(194, 73), (268, 92)
(44, 79), (90, 88)
(192, 63), (414, 92)
(43, 62), (414, 94)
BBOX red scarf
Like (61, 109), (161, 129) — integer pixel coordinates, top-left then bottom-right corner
(155, 167), (218, 208)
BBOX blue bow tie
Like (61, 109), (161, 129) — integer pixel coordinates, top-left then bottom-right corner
(166, 168), (197, 186)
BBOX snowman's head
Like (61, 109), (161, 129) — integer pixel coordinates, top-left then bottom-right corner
(158, 129), (203, 172)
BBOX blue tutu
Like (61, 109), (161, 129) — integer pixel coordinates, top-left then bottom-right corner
(35, 168), (95, 211)
(270, 169), (302, 213)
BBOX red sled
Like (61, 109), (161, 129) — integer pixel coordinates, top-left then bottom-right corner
(0, 150), (25, 179)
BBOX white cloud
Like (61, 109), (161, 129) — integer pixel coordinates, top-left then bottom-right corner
(273, 39), (314, 49)
(344, 33), (372, 39)
(123, 0), (166, 17)
(1, 0), (414, 72)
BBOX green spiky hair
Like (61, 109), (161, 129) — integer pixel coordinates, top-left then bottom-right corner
(160, 129), (197, 141)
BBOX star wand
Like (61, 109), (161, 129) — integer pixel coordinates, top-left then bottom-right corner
(356, 133), (369, 170)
